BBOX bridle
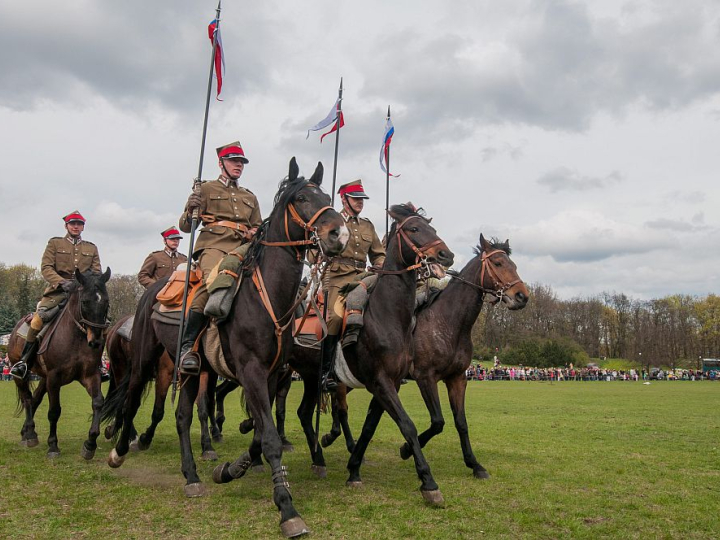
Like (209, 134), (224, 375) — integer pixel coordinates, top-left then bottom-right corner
(70, 286), (111, 335)
(448, 248), (523, 301)
(369, 214), (445, 279)
(260, 201), (334, 261)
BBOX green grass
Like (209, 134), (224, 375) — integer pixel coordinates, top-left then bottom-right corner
(0, 380), (718, 539)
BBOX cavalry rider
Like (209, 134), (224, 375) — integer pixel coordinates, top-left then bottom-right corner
(177, 140), (262, 375)
(11, 210), (102, 380)
(137, 226), (188, 289)
(320, 179), (385, 389)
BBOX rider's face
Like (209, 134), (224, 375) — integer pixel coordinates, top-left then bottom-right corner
(165, 238), (180, 251)
(343, 196), (364, 216)
(65, 221), (84, 238)
(220, 157), (245, 180)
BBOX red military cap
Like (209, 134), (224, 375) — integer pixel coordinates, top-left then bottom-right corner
(216, 140), (249, 163)
(63, 210), (86, 224)
(338, 179), (369, 199)
(161, 226), (183, 240)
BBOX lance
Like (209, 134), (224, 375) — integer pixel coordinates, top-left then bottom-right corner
(315, 77), (343, 449)
(385, 105), (391, 238)
(172, 0), (222, 406)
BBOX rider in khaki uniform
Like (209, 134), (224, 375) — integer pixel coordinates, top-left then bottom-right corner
(11, 211), (102, 380)
(320, 180), (385, 389)
(137, 227), (188, 289)
(177, 141), (262, 374)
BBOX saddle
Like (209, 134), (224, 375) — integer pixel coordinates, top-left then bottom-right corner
(151, 267), (203, 325)
(293, 290), (326, 349)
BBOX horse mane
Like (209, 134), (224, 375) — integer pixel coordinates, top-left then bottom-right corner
(242, 173), (312, 274)
(387, 203), (429, 243)
(473, 237), (511, 256)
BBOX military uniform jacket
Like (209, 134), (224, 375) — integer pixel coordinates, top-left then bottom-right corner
(326, 211), (386, 282)
(41, 235), (102, 293)
(179, 176), (262, 257)
(137, 249), (188, 288)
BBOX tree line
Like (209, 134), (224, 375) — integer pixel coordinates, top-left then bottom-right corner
(1, 263), (718, 369)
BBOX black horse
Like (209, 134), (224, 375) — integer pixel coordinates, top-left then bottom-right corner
(8, 269), (111, 458)
(103, 158), (347, 538)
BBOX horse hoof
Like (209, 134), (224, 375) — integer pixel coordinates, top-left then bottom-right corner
(280, 516), (310, 538)
(421, 489), (445, 507)
(212, 462), (230, 484)
(80, 444), (96, 461)
(251, 464), (265, 474)
(21, 438), (39, 448)
(212, 434), (224, 444)
(137, 438), (151, 452)
(47, 451), (61, 459)
(107, 448), (125, 468)
(282, 443), (295, 453)
(310, 464), (327, 478)
(320, 435), (332, 448)
(103, 426), (115, 440)
(473, 469), (490, 480)
(201, 450), (219, 461)
(184, 482), (206, 498)
(399, 443), (412, 460)
(129, 438), (140, 453)
(346, 480), (362, 488)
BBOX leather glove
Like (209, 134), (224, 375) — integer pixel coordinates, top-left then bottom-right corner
(244, 227), (258, 241)
(59, 279), (75, 292)
(186, 193), (202, 215)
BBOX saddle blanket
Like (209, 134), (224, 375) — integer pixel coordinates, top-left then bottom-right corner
(117, 315), (135, 341)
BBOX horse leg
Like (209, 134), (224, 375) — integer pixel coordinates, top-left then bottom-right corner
(137, 362), (172, 451)
(320, 393), (343, 449)
(446, 374), (489, 479)
(241, 362), (307, 537)
(19, 378), (45, 446)
(215, 379), (237, 435)
(196, 371), (218, 461)
(206, 371), (222, 443)
(346, 395), (385, 486)
(367, 379), (444, 506)
(45, 375), (62, 458)
(296, 378), (327, 477)
(400, 376), (444, 460)
(275, 373), (293, 452)
(80, 375), (104, 460)
(177, 373), (206, 497)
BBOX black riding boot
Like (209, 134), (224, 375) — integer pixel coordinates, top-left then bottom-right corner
(321, 334), (340, 392)
(178, 310), (208, 376)
(11, 340), (39, 381)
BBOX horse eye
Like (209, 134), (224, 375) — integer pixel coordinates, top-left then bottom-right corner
(494, 261), (502, 267)
(297, 195), (307, 203)
(410, 227), (419, 233)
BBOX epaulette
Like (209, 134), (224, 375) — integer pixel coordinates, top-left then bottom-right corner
(82, 240), (97, 246)
(50, 236), (63, 240)
(152, 250), (164, 254)
(240, 186), (255, 195)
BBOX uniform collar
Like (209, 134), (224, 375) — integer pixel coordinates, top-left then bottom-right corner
(218, 175), (238, 189)
(341, 210), (359, 222)
(164, 248), (177, 257)
(65, 234), (82, 245)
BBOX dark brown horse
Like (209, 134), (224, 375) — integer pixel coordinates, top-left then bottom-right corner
(308, 203), (455, 504)
(8, 268), (111, 458)
(104, 314), (220, 457)
(103, 158), (347, 538)
(398, 234), (528, 477)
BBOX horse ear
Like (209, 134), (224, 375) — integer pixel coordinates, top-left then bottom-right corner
(102, 267), (112, 283)
(309, 161), (324, 186)
(479, 233), (490, 251)
(289, 157), (299, 181)
(75, 268), (85, 285)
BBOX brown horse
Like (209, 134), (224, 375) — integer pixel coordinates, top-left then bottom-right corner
(103, 158), (347, 538)
(398, 234), (528, 477)
(306, 203), (455, 504)
(8, 268), (111, 458)
(104, 314), (220, 457)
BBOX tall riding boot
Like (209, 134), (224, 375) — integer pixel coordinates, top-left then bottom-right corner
(321, 334), (340, 392)
(11, 326), (40, 381)
(179, 310), (208, 376)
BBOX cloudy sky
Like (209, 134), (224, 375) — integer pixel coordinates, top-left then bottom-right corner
(1, 0), (718, 300)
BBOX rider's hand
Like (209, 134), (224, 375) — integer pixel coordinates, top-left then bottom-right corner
(186, 193), (202, 215)
(59, 280), (74, 292)
(245, 227), (258, 241)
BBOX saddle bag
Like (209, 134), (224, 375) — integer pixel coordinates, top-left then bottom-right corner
(157, 266), (202, 308)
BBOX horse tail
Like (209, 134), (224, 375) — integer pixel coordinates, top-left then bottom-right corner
(100, 370), (130, 439)
(13, 378), (36, 417)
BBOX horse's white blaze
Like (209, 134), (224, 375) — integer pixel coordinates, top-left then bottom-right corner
(96, 292), (102, 302)
(338, 225), (350, 248)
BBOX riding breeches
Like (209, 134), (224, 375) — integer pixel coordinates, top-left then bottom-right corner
(189, 248), (226, 314)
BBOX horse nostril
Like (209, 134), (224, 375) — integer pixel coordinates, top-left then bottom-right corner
(516, 292), (527, 303)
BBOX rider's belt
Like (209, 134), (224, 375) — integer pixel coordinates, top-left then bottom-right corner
(213, 220), (249, 233)
(330, 257), (366, 270)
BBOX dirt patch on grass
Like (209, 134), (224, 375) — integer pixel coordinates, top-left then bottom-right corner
(582, 516), (610, 525)
(112, 465), (182, 490)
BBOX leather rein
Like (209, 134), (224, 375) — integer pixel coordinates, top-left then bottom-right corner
(447, 248), (523, 301)
(69, 286), (111, 335)
(369, 215), (444, 279)
(253, 201), (335, 371)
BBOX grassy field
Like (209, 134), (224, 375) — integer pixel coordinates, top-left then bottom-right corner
(0, 379), (718, 539)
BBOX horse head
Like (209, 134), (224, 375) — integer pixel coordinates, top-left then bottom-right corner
(265, 157), (348, 257)
(477, 234), (528, 310)
(387, 202), (454, 278)
(74, 267), (112, 348)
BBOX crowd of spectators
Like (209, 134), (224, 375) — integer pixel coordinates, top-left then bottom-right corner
(466, 364), (717, 381)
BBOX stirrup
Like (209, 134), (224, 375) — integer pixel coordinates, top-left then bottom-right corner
(321, 373), (338, 392)
(11, 362), (29, 381)
(179, 351), (201, 376)
(341, 327), (361, 349)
